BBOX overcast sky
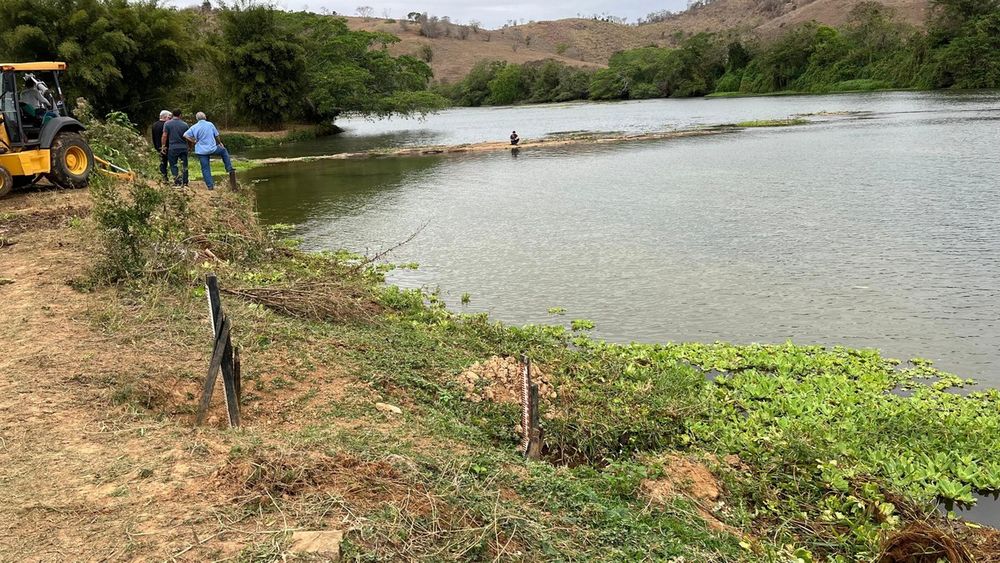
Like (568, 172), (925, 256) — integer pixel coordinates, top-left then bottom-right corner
(169, 0), (693, 28)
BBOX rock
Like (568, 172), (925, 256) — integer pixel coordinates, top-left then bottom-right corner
(375, 402), (402, 415)
(0, 278), (14, 286)
(289, 530), (344, 559)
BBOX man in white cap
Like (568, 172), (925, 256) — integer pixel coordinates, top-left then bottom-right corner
(151, 110), (172, 182)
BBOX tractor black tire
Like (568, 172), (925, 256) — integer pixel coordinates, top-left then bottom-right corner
(47, 131), (94, 189)
(0, 166), (12, 198)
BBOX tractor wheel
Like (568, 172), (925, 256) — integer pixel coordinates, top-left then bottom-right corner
(47, 132), (94, 189)
(0, 166), (12, 198)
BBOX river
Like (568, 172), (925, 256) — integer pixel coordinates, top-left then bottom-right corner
(247, 91), (1000, 386)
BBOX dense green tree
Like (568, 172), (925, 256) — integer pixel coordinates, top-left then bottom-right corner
(928, 10), (1000, 88)
(927, 0), (1000, 45)
(590, 47), (675, 100)
(450, 60), (505, 106)
(667, 33), (727, 96)
(589, 35), (726, 100)
(486, 63), (527, 105)
(922, 0), (1000, 88)
(216, 3), (306, 127)
(282, 13), (445, 120)
(523, 59), (590, 102)
(0, 0), (191, 118)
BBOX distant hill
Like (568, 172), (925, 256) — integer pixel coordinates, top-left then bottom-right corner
(345, 0), (931, 83)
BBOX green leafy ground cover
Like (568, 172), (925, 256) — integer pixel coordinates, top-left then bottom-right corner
(75, 112), (1000, 561)
(83, 184), (1000, 560)
(337, 291), (997, 559)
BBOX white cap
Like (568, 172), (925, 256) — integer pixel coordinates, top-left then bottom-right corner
(159, 110), (172, 119)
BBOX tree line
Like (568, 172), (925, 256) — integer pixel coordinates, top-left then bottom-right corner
(1, 0), (996, 126)
(438, 0), (1000, 106)
(0, 0), (447, 128)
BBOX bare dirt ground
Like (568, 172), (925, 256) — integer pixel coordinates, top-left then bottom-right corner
(0, 187), (395, 560)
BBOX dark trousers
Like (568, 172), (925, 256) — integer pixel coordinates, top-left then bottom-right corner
(159, 151), (169, 181)
(167, 149), (188, 186)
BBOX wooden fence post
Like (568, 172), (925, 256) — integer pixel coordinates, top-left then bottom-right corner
(521, 355), (543, 460)
(196, 274), (241, 427)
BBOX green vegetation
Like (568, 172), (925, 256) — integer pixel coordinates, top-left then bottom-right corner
(0, 0), (191, 118)
(222, 280), (999, 560)
(6, 0), (997, 129)
(434, 59), (592, 106)
(443, 0), (1000, 106)
(74, 111), (999, 560)
(590, 33), (726, 100)
(0, 0), (447, 127)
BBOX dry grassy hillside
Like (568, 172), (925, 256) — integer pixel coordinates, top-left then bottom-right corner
(345, 0), (930, 83)
(757, 0), (929, 32)
(344, 17), (603, 83)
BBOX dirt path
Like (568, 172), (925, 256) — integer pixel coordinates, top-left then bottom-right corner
(0, 188), (375, 560)
(0, 190), (223, 559)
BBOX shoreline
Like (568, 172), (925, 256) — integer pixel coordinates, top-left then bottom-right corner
(3, 183), (1000, 559)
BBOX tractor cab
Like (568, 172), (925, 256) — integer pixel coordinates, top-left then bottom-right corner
(0, 62), (94, 198)
(1, 62), (71, 145)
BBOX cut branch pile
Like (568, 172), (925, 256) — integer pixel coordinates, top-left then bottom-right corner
(223, 280), (381, 322)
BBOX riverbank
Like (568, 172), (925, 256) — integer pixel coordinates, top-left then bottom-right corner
(220, 123), (343, 152)
(3, 177), (1000, 561)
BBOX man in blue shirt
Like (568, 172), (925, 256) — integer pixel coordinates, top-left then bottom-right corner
(160, 109), (189, 187)
(183, 112), (236, 190)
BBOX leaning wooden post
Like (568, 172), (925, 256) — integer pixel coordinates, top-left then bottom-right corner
(527, 383), (542, 459)
(196, 274), (241, 427)
(233, 345), (242, 405)
(521, 355), (542, 460)
(196, 316), (231, 425)
(521, 355), (531, 456)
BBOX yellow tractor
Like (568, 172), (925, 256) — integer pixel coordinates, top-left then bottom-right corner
(0, 61), (94, 198)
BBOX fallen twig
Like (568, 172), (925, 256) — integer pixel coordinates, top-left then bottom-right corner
(351, 221), (429, 273)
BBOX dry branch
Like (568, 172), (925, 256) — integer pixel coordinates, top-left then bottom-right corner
(222, 280), (380, 322)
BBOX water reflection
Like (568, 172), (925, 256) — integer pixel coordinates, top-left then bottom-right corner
(940, 492), (1000, 527)
(245, 128), (445, 160)
(248, 156), (443, 226)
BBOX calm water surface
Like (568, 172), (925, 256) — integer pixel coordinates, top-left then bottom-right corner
(249, 91), (1000, 385)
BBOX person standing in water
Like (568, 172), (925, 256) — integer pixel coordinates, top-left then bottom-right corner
(510, 131), (519, 146)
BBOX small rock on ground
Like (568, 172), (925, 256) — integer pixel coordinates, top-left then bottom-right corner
(289, 530), (344, 559)
(375, 402), (402, 415)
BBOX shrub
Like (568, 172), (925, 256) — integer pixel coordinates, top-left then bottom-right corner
(89, 179), (192, 284)
(418, 44), (433, 62)
(74, 100), (157, 177)
(419, 13), (442, 38)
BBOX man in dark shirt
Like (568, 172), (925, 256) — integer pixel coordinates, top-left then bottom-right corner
(161, 109), (189, 187)
(151, 110), (171, 182)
